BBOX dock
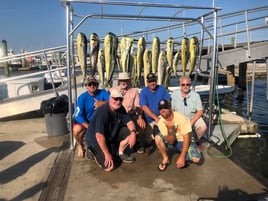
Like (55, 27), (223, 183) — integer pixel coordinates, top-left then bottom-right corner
(0, 117), (267, 201)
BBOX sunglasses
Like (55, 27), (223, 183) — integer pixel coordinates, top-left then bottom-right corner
(148, 79), (157, 83)
(87, 82), (97, 87)
(181, 83), (190, 86)
(158, 106), (169, 110)
(113, 97), (123, 102)
(183, 97), (187, 106)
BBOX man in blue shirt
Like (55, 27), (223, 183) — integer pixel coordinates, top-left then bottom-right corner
(73, 76), (109, 158)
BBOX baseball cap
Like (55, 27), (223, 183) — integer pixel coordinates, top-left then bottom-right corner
(158, 99), (171, 110)
(110, 89), (123, 98)
(87, 76), (98, 84)
(146, 73), (157, 82)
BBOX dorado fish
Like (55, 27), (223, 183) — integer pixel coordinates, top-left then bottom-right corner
(130, 53), (137, 87)
(189, 36), (199, 76)
(166, 37), (174, 75)
(163, 65), (173, 88)
(151, 36), (160, 74)
(76, 32), (87, 84)
(97, 48), (105, 87)
(143, 49), (152, 86)
(157, 50), (167, 85)
(172, 49), (181, 77)
(136, 36), (146, 86)
(181, 37), (189, 76)
(104, 32), (118, 87)
(119, 36), (133, 73)
(89, 32), (100, 76)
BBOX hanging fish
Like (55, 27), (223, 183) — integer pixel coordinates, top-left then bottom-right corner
(189, 36), (199, 76)
(130, 53), (137, 87)
(89, 32), (100, 76)
(172, 49), (181, 77)
(119, 36), (133, 73)
(76, 32), (87, 84)
(97, 48), (105, 88)
(163, 65), (173, 88)
(151, 36), (160, 74)
(181, 37), (189, 76)
(143, 49), (152, 86)
(166, 37), (174, 75)
(157, 50), (167, 85)
(104, 32), (118, 88)
(136, 36), (146, 86)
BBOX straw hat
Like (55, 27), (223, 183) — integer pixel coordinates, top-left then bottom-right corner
(110, 89), (123, 98)
(118, 72), (130, 80)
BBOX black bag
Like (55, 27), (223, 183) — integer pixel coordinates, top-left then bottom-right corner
(40, 94), (68, 115)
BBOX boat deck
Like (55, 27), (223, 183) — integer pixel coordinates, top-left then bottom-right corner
(0, 117), (267, 201)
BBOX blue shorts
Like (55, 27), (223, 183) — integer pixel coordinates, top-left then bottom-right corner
(159, 134), (201, 161)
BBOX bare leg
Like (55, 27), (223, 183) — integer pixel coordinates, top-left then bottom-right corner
(154, 135), (169, 164)
(73, 124), (86, 158)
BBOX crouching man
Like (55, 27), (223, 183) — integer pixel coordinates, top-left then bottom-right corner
(155, 99), (201, 171)
(86, 89), (137, 172)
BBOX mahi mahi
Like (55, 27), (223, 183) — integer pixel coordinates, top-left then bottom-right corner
(89, 32), (100, 76)
(97, 48), (105, 87)
(189, 36), (199, 76)
(166, 37), (174, 75)
(143, 49), (152, 86)
(151, 36), (160, 74)
(104, 32), (118, 88)
(172, 49), (181, 77)
(76, 32), (87, 83)
(157, 50), (167, 85)
(119, 36), (133, 73)
(181, 37), (189, 76)
(163, 65), (173, 88)
(136, 36), (146, 86)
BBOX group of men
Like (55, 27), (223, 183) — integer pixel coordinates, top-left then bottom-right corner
(73, 72), (207, 172)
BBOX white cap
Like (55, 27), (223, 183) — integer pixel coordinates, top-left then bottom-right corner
(110, 89), (123, 98)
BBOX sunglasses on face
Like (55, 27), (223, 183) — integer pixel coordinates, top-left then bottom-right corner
(113, 97), (123, 102)
(158, 106), (169, 110)
(148, 80), (157, 83)
(87, 82), (97, 87)
(181, 83), (190, 86)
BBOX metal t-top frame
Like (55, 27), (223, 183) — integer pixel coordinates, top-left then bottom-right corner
(60, 0), (221, 149)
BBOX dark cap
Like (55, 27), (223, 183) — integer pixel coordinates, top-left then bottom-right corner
(87, 76), (98, 84)
(158, 99), (171, 110)
(146, 73), (157, 82)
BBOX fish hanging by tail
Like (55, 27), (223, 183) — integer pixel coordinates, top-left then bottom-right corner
(189, 36), (199, 76)
(97, 48), (105, 88)
(172, 49), (181, 77)
(166, 37), (174, 76)
(143, 49), (152, 86)
(89, 32), (100, 76)
(163, 65), (173, 88)
(181, 37), (189, 76)
(151, 36), (160, 74)
(119, 36), (133, 73)
(104, 32), (118, 88)
(76, 32), (87, 84)
(157, 50), (167, 85)
(136, 36), (146, 87)
(130, 53), (137, 87)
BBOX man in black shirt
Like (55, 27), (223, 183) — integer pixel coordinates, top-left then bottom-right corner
(86, 89), (137, 171)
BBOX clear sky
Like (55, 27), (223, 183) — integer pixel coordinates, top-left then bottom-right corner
(0, 0), (267, 53)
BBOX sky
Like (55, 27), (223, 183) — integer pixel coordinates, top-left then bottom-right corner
(0, 0), (267, 54)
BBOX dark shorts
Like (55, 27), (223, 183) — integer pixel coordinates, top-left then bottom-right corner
(88, 127), (130, 169)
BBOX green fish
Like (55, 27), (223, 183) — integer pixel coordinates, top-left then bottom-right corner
(119, 36), (133, 73)
(166, 37), (174, 75)
(97, 48), (105, 88)
(189, 36), (199, 76)
(181, 37), (189, 76)
(151, 36), (160, 74)
(76, 32), (87, 84)
(89, 32), (100, 76)
(143, 49), (152, 86)
(136, 36), (146, 86)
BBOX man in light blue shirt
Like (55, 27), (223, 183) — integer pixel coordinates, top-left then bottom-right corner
(171, 76), (207, 143)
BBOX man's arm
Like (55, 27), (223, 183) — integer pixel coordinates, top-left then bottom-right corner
(176, 133), (190, 168)
(141, 105), (160, 122)
(190, 109), (203, 126)
(126, 120), (137, 148)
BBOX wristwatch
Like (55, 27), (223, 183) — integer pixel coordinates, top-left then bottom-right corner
(130, 130), (138, 134)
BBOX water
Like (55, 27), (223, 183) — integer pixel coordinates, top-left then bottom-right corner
(221, 78), (268, 184)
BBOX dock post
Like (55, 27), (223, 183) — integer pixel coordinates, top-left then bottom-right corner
(266, 58), (268, 101)
(226, 64), (235, 86)
(238, 62), (247, 89)
(1, 40), (9, 77)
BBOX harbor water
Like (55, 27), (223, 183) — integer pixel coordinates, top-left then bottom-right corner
(1, 68), (268, 184)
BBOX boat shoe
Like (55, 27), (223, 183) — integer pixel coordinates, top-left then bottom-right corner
(119, 153), (135, 163)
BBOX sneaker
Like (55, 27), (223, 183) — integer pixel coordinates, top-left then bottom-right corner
(86, 149), (94, 160)
(119, 153), (135, 163)
(137, 147), (145, 154)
